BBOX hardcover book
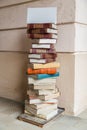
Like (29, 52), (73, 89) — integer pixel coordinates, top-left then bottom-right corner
(31, 44), (55, 49)
(25, 103), (57, 115)
(29, 72), (60, 80)
(27, 28), (57, 34)
(27, 68), (57, 75)
(29, 58), (55, 64)
(28, 53), (57, 59)
(27, 33), (57, 39)
(28, 62), (60, 69)
(31, 39), (56, 44)
(38, 92), (60, 101)
(28, 77), (57, 85)
(25, 109), (58, 121)
(27, 23), (57, 29)
(29, 48), (55, 54)
(28, 84), (56, 90)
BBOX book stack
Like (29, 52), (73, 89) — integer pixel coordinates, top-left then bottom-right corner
(25, 23), (60, 120)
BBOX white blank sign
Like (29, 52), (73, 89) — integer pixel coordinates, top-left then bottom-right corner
(27, 7), (57, 24)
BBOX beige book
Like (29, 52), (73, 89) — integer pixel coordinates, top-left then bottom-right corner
(28, 62), (60, 69)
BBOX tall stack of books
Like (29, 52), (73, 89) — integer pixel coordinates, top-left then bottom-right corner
(25, 23), (60, 120)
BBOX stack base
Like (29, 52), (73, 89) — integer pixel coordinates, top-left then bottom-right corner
(18, 107), (65, 128)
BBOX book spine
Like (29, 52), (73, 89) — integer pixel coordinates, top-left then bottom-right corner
(27, 68), (57, 74)
(27, 33), (57, 39)
(29, 49), (55, 53)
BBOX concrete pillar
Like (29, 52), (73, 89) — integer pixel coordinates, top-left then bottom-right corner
(57, 0), (87, 115)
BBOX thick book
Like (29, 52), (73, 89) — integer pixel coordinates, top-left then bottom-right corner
(25, 104), (57, 115)
(27, 88), (58, 96)
(38, 92), (60, 101)
(27, 33), (57, 39)
(25, 99), (58, 109)
(28, 53), (57, 59)
(29, 72), (60, 80)
(27, 23), (57, 29)
(31, 44), (55, 49)
(29, 98), (42, 104)
(28, 77), (57, 86)
(29, 48), (55, 54)
(35, 89), (58, 96)
(28, 84), (56, 90)
(28, 62), (60, 69)
(29, 58), (55, 64)
(27, 68), (57, 75)
(25, 109), (58, 121)
(27, 99), (58, 109)
(27, 28), (57, 34)
(31, 39), (56, 44)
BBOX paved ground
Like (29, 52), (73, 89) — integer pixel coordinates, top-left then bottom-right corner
(0, 97), (87, 130)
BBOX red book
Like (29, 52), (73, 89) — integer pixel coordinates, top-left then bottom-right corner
(27, 28), (57, 34)
(27, 33), (57, 39)
(27, 23), (57, 29)
(29, 48), (56, 54)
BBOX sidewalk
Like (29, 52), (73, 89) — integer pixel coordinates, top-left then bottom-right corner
(0, 97), (87, 130)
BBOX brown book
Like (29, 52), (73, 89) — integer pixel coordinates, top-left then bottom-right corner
(27, 33), (57, 39)
(27, 28), (57, 34)
(29, 48), (55, 54)
(28, 53), (57, 59)
(27, 23), (57, 29)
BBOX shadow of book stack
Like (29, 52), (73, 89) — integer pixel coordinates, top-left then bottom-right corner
(18, 23), (65, 127)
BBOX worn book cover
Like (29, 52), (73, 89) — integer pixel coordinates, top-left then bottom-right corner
(29, 48), (56, 54)
(28, 53), (57, 59)
(27, 33), (57, 39)
(31, 39), (56, 44)
(27, 23), (57, 29)
(27, 28), (57, 34)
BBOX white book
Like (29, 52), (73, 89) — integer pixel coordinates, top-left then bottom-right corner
(31, 39), (56, 44)
(32, 44), (51, 49)
(25, 99), (42, 104)
(37, 109), (58, 120)
(36, 89), (57, 95)
(25, 104), (57, 115)
(29, 59), (48, 64)
(28, 54), (41, 59)
(28, 77), (57, 85)
(29, 84), (56, 90)
(27, 7), (57, 24)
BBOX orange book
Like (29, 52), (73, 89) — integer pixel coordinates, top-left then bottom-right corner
(27, 68), (57, 75)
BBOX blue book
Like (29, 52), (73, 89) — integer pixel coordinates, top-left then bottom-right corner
(29, 72), (60, 80)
